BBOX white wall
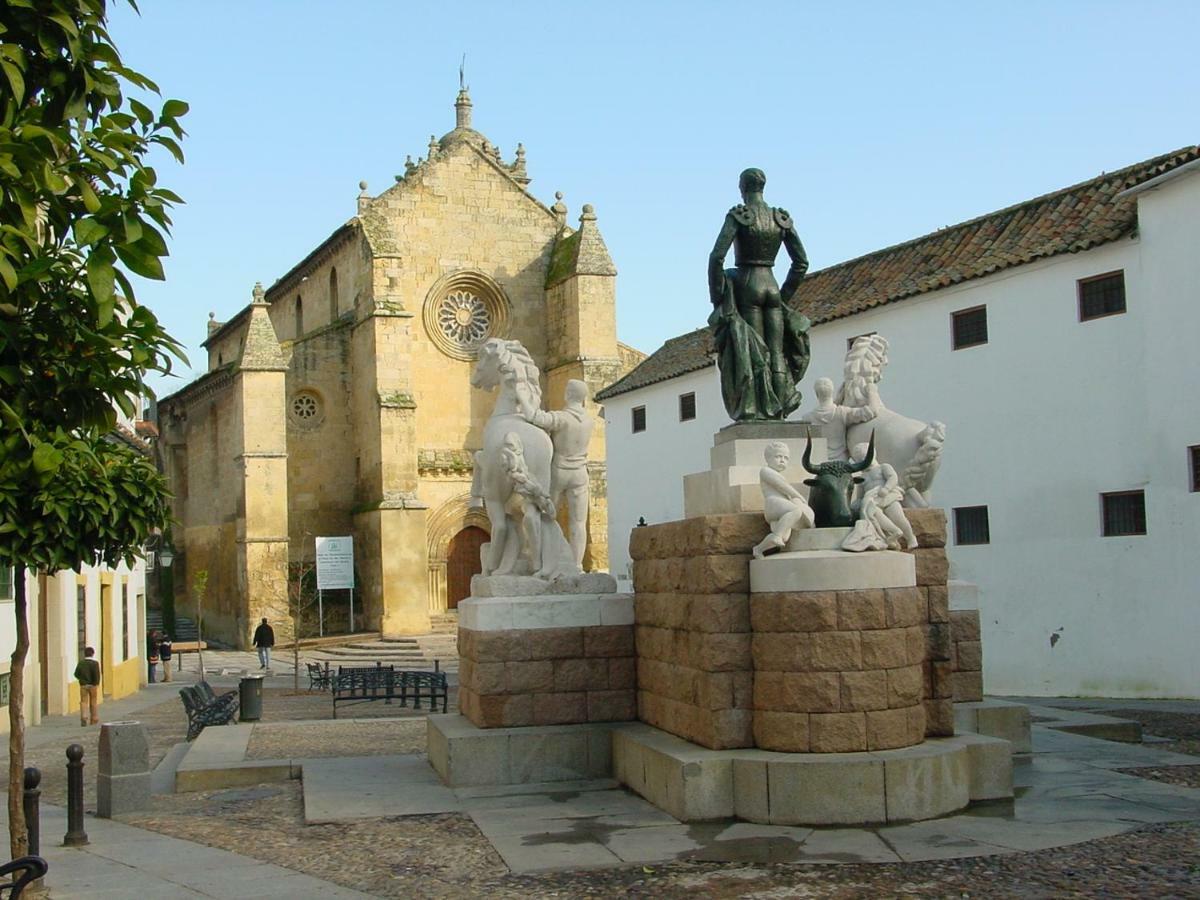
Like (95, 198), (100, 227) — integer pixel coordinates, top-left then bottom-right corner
(605, 171), (1200, 698)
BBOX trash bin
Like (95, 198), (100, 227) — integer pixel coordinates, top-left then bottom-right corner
(239, 675), (264, 722)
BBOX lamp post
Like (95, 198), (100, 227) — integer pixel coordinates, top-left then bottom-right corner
(158, 540), (176, 637)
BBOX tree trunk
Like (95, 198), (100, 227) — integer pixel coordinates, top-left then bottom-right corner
(8, 566), (29, 859)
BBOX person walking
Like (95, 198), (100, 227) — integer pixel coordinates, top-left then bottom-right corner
(252, 618), (275, 670)
(159, 633), (173, 682)
(74, 647), (101, 726)
(147, 629), (160, 684)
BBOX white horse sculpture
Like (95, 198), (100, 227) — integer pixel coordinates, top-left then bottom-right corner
(836, 335), (945, 508)
(469, 338), (579, 579)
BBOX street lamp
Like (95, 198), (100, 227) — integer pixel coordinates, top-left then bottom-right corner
(158, 545), (175, 568)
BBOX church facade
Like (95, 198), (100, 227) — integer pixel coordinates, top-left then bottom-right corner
(157, 90), (642, 646)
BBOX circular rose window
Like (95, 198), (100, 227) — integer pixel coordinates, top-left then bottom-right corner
(423, 271), (511, 361)
(289, 390), (324, 427)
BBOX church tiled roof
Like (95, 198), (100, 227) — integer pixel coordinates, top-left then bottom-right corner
(598, 145), (1200, 401)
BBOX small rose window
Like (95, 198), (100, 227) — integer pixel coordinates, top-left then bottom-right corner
(289, 390), (323, 426)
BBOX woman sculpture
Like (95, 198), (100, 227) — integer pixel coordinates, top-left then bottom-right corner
(708, 168), (813, 421)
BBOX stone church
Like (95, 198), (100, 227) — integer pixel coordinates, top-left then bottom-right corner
(157, 89), (643, 645)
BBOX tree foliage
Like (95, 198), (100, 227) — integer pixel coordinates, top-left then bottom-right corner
(0, 0), (186, 570)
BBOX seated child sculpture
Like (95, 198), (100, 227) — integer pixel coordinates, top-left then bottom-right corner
(752, 441), (815, 559)
(841, 441), (918, 552)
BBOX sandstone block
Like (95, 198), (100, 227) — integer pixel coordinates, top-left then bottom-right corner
(457, 629), (475, 660)
(472, 661), (507, 695)
(753, 671), (784, 710)
(695, 708), (753, 750)
(924, 697), (954, 736)
(809, 711), (868, 752)
(913, 548), (949, 587)
(636, 593), (690, 630)
(840, 670), (889, 712)
(473, 629), (531, 662)
(754, 710), (810, 752)
(695, 671), (754, 710)
(860, 629), (909, 670)
(688, 594), (751, 633)
(950, 609), (981, 642)
(905, 625), (928, 666)
(905, 508), (947, 548)
(836, 589), (886, 630)
(884, 587), (926, 628)
(608, 657), (636, 690)
(474, 693), (534, 728)
(866, 707), (911, 750)
(957, 640), (983, 672)
(635, 625), (669, 662)
(927, 585), (949, 623)
(553, 658), (609, 692)
(587, 689), (636, 722)
(532, 691), (587, 726)
(584, 624), (635, 658)
(684, 554), (751, 594)
(506, 660), (555, 693)
(697, 632), (752, 672)
(927, 623), (952, 661)
(931, 660), (954, 698)
(683, 514), (770, 556)
(781, 671), (841, 713)
(750, 591), (839, 633)
(751, 632), (811, 671)
(732, 670), (754, 708)
(953, 670), (984, 703)
(906, 704), (927, 745)
(887, 664), (924, 708)
(526, 627), (583, 660)
(811, 631), (862, 671)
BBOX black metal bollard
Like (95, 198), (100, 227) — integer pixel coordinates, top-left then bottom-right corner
(64, 743), (88, 847)
(22, 766), (40, 856)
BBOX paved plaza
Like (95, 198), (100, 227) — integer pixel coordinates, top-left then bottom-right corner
(4, 654), (1199, 897)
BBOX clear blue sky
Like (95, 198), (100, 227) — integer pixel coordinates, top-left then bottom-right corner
(108, 1), (1199, 398)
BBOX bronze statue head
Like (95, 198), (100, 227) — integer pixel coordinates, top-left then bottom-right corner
(739, 168), (766, 198)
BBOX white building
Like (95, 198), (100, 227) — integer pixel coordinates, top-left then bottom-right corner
(599, 146), (1200, 699)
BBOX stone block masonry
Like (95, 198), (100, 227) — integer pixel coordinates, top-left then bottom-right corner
(950, 609), (984, 702)
(903, 509), (956, 736)
(457, 593), (636, 729)
(630, 513), (765, 750)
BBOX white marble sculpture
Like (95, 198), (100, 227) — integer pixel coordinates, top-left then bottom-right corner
(800, 376), (879, 461)
(842, 441), (919, 552)
(835, 335), (945, 508)
(752, 441), (816, 559)
(513, 377), (595, 571)
(469, 339), (580, 580)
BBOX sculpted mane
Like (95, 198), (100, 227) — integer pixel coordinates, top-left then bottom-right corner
(835, 334), (889, 408)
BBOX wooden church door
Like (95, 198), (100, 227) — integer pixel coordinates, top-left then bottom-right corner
(447, 526), (488, 610)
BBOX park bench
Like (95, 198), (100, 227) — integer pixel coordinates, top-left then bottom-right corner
(0, 855), (48, 898)
(331, 665), (448, 717)
(306, 661), (334, 691)
(170, 640), (208, 672)
(180, 682), (239, 741)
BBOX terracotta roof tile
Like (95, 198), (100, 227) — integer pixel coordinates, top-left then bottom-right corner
(598, 146), (1199, 401)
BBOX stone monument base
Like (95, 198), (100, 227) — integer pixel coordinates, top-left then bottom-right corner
(613, 722), (1013, 826)
(955, 699), (1033, 753)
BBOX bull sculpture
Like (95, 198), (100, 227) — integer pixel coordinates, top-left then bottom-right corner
(802, 428), (875, 527)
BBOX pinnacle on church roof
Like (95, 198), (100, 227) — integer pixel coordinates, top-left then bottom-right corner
(239, 282), (286, 371)
(439, 86), (487, 151)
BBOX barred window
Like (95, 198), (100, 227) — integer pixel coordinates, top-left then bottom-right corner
(1101, 490), (1146, 536)
(1079, 271), (1125, 321)
(0, 568), (12, 602)
(632, 406), (646, 434)
(679, 392), (696, 422)
(952, 306), (988, 350)
(953, 506), (990, 545)
(1191, 446), (1200, 493)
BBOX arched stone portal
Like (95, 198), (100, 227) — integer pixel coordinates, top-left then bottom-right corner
(426, 492), (490, 614)
(446, 526), (488, 609)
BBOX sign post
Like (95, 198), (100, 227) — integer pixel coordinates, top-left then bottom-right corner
(315, 536), (355, 636)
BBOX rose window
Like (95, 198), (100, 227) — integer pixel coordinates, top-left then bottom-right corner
(289, 391), (323, 427)
(437, 290), (491, 350)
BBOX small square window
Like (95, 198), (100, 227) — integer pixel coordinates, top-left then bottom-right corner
(0, 568), (12, 602)
(679, 392), (696, 422)
(1189, 446), (1200, 493)
(952, 306), (988, 350)
(1079, 271), (1125, 321)
(1101, 490), (1146, 536)
(632, 406), (646, 434)
(953, 506), (990, 545)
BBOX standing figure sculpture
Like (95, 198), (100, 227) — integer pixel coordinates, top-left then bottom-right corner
(513, 378), (595, 571)
(469, 338), (579, 580)
(708, 168), (812, 421)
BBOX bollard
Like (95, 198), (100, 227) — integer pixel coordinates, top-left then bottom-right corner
(22, 766), (40, 856)
(64, 743), (88, 847)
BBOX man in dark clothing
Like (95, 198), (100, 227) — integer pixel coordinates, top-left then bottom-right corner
(74, 647), (100, 726)
(252, 618), (275, 670)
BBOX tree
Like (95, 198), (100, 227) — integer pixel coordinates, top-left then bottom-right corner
(0, 1), (186, 860)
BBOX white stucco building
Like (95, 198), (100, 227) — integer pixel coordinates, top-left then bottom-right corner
(599, 146), (1200, 699)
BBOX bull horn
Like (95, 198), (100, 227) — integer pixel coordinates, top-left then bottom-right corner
(849, 430), (876, 473)
(801, 427), (816, 474)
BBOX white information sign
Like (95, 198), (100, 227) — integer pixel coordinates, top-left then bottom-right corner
(315, 536), (355, 590)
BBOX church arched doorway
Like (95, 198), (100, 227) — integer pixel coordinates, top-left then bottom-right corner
(446, 526), (488, 610)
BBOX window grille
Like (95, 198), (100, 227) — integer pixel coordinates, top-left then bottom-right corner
(952, 306), (988, 350)
(632, 406), (646, 434)
(679, 393), (696, 422)
(953, 506), (991, 545)
(1101, 491), (1146, 536)
(1079, 271), (1126, 321)
(1190, 446), (1200, 493)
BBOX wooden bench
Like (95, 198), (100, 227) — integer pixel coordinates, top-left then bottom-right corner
(331, 665), (448, 718)
(171, 640), (208, 671)
(180, 682), (238, 740)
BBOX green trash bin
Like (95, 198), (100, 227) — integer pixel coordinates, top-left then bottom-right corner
(239, 675), (264, 722)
